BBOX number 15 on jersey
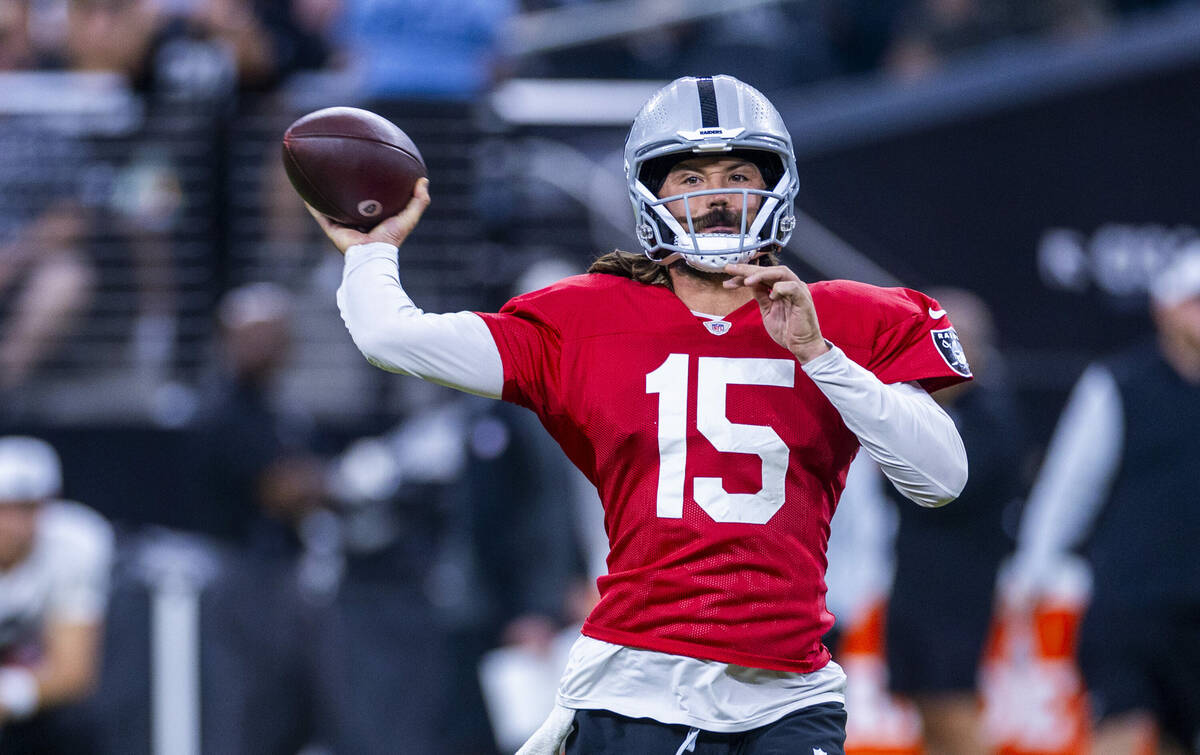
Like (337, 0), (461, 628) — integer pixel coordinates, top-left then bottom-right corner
(646, 354), (795, 525)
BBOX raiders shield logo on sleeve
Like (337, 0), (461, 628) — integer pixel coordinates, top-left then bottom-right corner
(932, 327), (972, 377)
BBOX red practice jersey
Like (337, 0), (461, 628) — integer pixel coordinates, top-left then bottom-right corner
(477, 273), (969, 673)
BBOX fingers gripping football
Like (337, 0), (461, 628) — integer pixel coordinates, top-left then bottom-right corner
(307, 178), (431, 255)
(724, 263), (829, 363)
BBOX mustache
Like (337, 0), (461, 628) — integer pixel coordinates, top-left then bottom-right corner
(690, 208), (743, 232)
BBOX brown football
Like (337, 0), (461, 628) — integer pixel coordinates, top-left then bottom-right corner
(282, 107), (426, 230)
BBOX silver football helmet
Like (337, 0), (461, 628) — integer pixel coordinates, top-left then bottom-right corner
(624, 75), (798, 271)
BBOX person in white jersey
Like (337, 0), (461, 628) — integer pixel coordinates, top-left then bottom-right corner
(0, 435), (113, 754)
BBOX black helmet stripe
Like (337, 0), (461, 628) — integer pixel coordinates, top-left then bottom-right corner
(696, 77), (719, 129)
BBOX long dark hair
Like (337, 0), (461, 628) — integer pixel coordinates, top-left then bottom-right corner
(588, 248), (781, 290)
(588, 250), (673, 287)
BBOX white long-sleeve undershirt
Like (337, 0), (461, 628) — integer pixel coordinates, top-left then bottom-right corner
(338, 242), (966, 507)
(337, 243), (504, 397)
(801, 345), (966, 507)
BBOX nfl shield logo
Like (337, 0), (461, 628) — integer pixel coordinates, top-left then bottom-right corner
(703, 320), (731, 336)
(931, 327), (972, 377)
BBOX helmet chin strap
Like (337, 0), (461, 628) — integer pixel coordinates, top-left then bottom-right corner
(641, 240), (768, 272)
(674, 233), (749, 252)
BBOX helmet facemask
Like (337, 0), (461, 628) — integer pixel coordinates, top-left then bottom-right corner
(633, 151), (795, 271)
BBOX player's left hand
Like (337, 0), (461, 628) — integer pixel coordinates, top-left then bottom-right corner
(724, 263), (829, 363)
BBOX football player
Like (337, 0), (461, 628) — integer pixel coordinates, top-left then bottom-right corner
(311, 75), (970, 755)
(1008, 249), (1200, 754)
(0, 436), (113, 753)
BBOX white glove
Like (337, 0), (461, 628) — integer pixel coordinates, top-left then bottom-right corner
(998, 552), (1092, 615)
(997, 552), (1047, 614)
(515, 703), (575, 755)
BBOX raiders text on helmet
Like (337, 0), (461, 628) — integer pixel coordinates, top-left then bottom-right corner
(624, 75), (799, 271)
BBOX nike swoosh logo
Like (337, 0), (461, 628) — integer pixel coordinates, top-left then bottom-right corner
(928, 308), (947, 319)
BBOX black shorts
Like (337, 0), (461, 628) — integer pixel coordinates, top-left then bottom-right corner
(1078, 600), (1200, 749)
(885, 571), (995, 695)
(564, 702), (847, 755)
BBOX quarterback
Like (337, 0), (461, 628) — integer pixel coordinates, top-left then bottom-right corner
(311, 75), (969, 754)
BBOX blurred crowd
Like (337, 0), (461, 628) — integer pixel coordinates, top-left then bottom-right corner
(3, 0), (1198, 409)
(1, 0), (1197, 94)
(2, 0), (1200, 753)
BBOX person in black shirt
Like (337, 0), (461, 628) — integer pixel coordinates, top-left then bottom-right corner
(1009, 249), (1200, 754)
(885, 287), (1027, 755)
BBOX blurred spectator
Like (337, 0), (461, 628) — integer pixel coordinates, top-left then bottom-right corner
(0, 202), (96, 405)
(187, 0), (336, 90)
(182, 283), (342, 754)
(187, 282), (325, 552)
(884, 287), (1027, 754)
(337, 0), (515, 98)
(62, 0), (159, 77)
(363, 258), (595, 754)
(1008, 247), (1200, 753)
(0, 19), (98, 414)
(56, 0), (334, 99)
(1, 6), (93, 408)
(885, 0), (1020, 80)
(450, 367), (593, 754)
(184, 282), (466, 754)
(467, 258), (597, 655)
(0, 436), (114, 754)
(317, 258), (596, 753)
(884, 0), (1111, 80)
(0, 0), (35, 70)
(107, 144), (186, 386)
(325, 400), (472, 755)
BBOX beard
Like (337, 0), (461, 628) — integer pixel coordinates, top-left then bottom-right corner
(669, 258), (732, 283)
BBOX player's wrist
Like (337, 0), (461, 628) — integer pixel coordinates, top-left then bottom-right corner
(345, 241), (399, 260)
(791, 337), (831, 364)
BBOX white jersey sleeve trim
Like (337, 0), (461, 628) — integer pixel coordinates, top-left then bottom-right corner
(337, 242), (504, 398)
(1013, 364), (1122, 578)
(802, 344), (968, 507)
